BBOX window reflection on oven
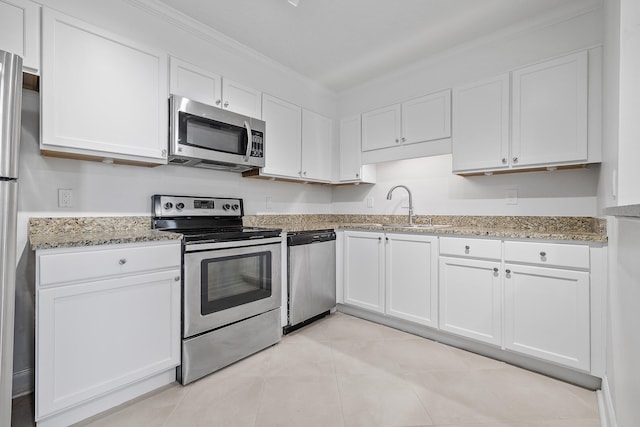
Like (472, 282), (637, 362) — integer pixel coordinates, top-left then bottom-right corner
(200, 251), (272, 315)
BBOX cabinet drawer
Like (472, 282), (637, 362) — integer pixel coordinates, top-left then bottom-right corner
(504, 241), (589, 269)
(38, 242), (181, 287)
(439, 237), (501, 260)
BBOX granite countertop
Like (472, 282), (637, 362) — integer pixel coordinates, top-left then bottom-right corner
(29, 217), (182, 250)
(244, 214), (607, 243)
(29, 213), (607, 250)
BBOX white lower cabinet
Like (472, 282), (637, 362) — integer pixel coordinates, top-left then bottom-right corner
(343, 231), (438, 327)
(439, 256), (502, 346)
(36, 241), (181, 426)
(504, 263), (590, 371)
(385, 233), (438, 327)
(343, 231), (385, 313)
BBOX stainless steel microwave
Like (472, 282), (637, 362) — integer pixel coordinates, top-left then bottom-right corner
(168, 95), (265, 172)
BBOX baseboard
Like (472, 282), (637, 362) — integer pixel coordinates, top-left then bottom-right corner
(13, 368), (34, 397)
(598, 375), (618, 427)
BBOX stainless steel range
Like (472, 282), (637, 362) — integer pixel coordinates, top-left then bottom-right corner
(151, 195), (283, 385)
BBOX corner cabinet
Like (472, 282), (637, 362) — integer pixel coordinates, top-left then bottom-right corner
(0, 0), (40, 73)
(338, 115), (376, 184)
(35, 241), (181, 427)
(343, 231), (438, 328)
(40, 8), (168, 165)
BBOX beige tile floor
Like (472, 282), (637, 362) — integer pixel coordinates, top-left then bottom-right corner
(14, 312), (601, 427)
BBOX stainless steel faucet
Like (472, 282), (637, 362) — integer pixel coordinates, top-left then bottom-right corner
(386, 185), (414, 225)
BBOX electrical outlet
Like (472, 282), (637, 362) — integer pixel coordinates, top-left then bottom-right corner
(58, 189), (73, 208)
(366, 197), (374, 208)
(505, 189), (518, 205)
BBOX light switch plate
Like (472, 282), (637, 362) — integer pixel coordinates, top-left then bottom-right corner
(366, 197), (374, 208)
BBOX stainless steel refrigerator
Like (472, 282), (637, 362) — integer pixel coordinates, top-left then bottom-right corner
(0, 49), (23, 426)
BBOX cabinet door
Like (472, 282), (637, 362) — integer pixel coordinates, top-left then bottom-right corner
(343, 231), (385, 313)
(36, 270), (181, 419)
(452, 74), (510, 173)
(41, 9), (168, 164)
(301, 109), (333, 182)
(0, 0), (39, 73)
(339, 115), (363, 182)
(361, 104), (401, 151)
(511, 51), (588, 167)
(504, 264), (590, 371)
(385, 234), (438, 327)
(261, 94), (302, 177)
(439, 257), (502, 345)
(222, 78), (262, 119)
(169, 56), (222, 107)
(401, 89), (451, 145)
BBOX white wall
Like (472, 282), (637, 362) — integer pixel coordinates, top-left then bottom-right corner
(333, 155), (599, 217)
(335, 7), (604, 218)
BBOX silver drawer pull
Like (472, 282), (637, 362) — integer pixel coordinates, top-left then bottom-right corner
(465, 245), (470, 250)
(174, 276), (181, 282)
(119, 258), (127, 265)
(505, 269), (511, 274)
(493, 267), (499, 273)
(540, 251), (547, 257)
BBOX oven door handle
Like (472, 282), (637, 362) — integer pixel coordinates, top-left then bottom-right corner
(243, 121), (252, 162)
(184, 236), (282, 252)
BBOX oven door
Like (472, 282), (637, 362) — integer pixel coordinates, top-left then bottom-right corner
(183, 237), (282, 338)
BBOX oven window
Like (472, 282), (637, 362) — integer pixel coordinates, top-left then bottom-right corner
(200, 251), (272, 315)
(180, 112), (247, 155)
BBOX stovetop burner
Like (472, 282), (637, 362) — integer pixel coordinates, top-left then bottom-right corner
(151, 195), (281, 243)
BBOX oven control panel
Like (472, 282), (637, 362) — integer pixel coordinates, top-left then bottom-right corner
(153, 195), (243, 217)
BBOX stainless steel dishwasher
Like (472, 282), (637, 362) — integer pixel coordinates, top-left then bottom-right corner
(284, 230), (336, 334)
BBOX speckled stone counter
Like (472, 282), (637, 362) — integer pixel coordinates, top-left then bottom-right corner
(244, 214), (607, 243)
(29, 216), (182, 250)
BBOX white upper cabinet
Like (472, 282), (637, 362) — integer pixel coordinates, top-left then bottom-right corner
(41, 8), (168, 165)
(401, 90), (451, 145)
(452, 75), (510, 173)
(169, 57), (262, 119)
(452, 50), (594, 174)
(0, 0), (40, 74)
(170, 57), (222, 107)
(338, 115), (376, 183)
(362, 104), (401, 151)
(222, 78), (262, 119)
(362, 89), (451, 152)
(511, 51), (588, 168)
(301, 109), (333, 182)
(261, 94), (302, 178)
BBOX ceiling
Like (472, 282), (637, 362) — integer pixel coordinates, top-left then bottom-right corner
(156, 0), (600, 92)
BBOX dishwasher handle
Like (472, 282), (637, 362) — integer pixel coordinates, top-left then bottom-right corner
(287, 231), (336, 246)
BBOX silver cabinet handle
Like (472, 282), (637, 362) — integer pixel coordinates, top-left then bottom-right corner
(465, 245), (470, 250)
(355, 173), (359, 178)
(512, 157), (518, 163)
(243, 121), (252, 162)
(505, 269), (511, 274)
(401, 137), (406, 142)
(395, 138), (400, 143)
(501, 158), (507, 164)
(215, 99), (221, 105)
(540, 251), (546, 257)
(303, 171), (307, 176)
(223, 100), (229, 108)
(119, 259), (127, 265)
(174, 276), (181, 282)
(385, 237), (389, 241)
(493, 267), (499, 273)
(378, 237), (382, 241)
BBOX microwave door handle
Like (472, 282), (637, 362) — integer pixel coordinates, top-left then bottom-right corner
(243, 121), (252, 162)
